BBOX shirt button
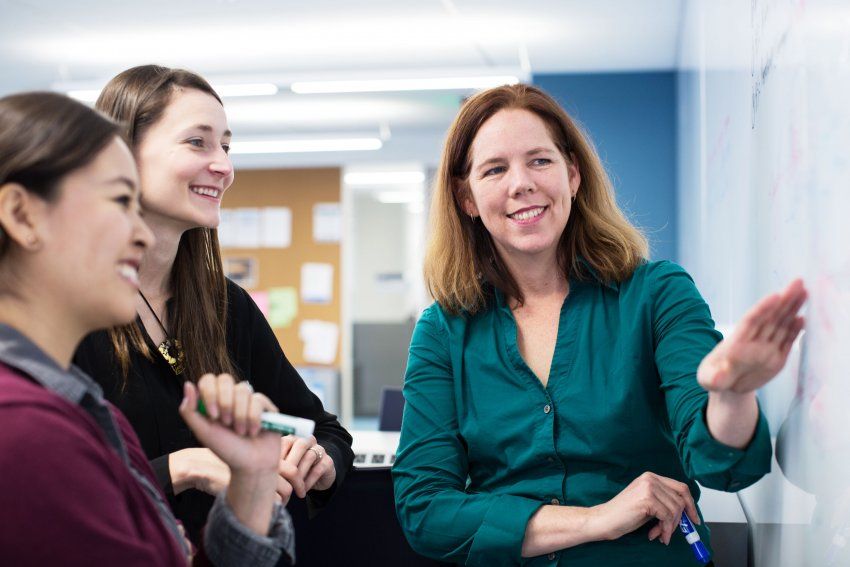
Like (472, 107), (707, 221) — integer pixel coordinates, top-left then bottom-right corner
(544, 404), (551, 414)
(550, 498), (560, 505)
(548, 552), (557, 560)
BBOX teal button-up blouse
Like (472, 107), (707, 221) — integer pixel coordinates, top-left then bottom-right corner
(393, 260), (771, 566)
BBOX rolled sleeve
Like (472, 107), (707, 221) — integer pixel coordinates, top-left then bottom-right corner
(204, 491), (295, 567)
(467, 494), (544, 566)
(686, 403), (772, 491)
(650, 261), (772, 491)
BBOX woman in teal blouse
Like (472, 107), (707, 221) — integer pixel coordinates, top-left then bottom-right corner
(392, 84), (807, 566)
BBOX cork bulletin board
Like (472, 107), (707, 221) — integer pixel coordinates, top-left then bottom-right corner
(220, 168), (342, 367)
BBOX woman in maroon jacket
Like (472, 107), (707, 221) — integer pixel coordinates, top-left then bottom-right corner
(0, 91), (293, 565)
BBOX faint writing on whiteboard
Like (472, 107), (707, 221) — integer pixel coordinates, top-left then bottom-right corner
(751, 0), (798, 128)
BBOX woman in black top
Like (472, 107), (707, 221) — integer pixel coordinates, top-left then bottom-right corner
(74, 65), (353, 547)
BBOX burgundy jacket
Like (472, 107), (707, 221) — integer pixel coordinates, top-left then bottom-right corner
(0, 364), (187, 565)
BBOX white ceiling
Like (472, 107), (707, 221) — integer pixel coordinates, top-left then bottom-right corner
(0, 0), (684, 169)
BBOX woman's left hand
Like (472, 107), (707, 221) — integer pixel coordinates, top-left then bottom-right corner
(278, 435), (337, 499)
(698, 278), (808, 394)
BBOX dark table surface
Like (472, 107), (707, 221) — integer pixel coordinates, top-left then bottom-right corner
(286, 467), (451, 567)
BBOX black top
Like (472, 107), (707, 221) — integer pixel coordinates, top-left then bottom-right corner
(74, 279), (354, 545)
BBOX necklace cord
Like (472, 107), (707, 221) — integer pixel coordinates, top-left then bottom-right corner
(138, 291), (184, 375)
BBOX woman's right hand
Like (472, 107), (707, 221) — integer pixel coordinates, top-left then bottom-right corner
(179, 374), (284, 536)
(174, 375), (294, 504)
(589, 472), (700, 545)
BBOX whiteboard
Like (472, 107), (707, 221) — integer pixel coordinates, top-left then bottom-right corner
(678, 0), (850, 565)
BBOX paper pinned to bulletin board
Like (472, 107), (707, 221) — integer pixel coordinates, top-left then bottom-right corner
(299, 320), (339, 364)
(234, 208), (262, 248)
(224, 257), (258, 289)
(313, 202), (341, 243)
(301, 263), (333, 304)
(261, 207), (292, 248)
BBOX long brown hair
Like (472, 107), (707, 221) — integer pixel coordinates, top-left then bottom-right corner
(96, 65), (237, 382)
(426, 84), (648, 314)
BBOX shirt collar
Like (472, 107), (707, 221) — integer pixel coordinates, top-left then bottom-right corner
(491, 258), (620, 308)
(575, 257), (620, 292)
(0, 323), (104, 405)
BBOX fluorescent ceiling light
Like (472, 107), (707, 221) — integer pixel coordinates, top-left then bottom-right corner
(291, 75), (520, 94)
(229, 138), (382, 154)
(67, 89), (100, 103)
(345, 171), (425, 185)
(67, 82), (277, 103)
(212, 83), (278, 97)
(377, 191), (423, 204)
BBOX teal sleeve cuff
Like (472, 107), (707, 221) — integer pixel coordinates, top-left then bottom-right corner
(686, 402), (772, 491)
(467, 494), (544, 567)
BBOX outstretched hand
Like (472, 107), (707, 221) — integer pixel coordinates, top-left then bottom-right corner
(698, 279), (807, 394)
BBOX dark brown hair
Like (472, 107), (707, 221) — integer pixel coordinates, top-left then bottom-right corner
(96, 65), (237, 382)
(426, 84), (648, 314)
(0, 92), (120, 256)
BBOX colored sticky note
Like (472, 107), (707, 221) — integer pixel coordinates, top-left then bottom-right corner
(268, 287), (298, 328)
(249, 291), (269, 317)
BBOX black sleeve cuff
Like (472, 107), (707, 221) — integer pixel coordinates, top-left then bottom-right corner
(150, 455), (174, 497)
(306, 442), (349, 516)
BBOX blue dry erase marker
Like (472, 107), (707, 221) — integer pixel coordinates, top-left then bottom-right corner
(196, 398), (315, 438)
(679, 513), (711, 565)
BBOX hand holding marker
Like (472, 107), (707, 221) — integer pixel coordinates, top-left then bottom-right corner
(197, 397), (315, 438)
(679, 513), (711, 565)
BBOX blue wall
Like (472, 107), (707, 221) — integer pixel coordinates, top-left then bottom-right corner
(533, 73), (678, 261)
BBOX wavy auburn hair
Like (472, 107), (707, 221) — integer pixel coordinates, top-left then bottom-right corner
(425, 84), (648, 315)
(96, 65), (237, 383)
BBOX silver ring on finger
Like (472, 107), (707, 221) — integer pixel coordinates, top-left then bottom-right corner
(309, 446), (323, 460)
(242, 381), (254, 393)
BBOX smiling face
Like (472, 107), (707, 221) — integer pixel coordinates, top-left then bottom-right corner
(35, 136), (154, 330)
(463, 108), (580, 268)
(135, 87), (233, 230)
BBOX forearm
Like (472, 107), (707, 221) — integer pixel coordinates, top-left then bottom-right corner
(226, 470), (278, 536)
(521, 505), (602, 557)
(205, 492), (294, 567)
(706, 390), (759, 449)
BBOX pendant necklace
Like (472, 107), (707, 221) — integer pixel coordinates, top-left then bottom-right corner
(138, 291), (184, 375)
